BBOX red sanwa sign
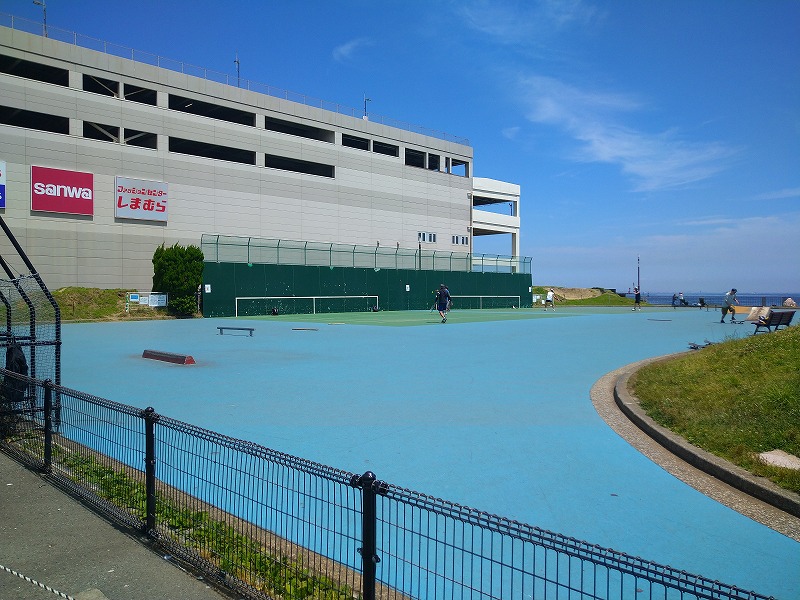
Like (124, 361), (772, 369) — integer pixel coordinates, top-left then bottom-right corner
(31, 166), (94, 215)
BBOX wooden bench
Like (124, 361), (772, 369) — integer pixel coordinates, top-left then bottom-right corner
(753, 310), (795, 334)
(217, 326), (255, 336)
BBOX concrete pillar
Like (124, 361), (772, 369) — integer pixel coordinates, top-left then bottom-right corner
(68, 70), (81, 89)
(156, 90), (168, 108)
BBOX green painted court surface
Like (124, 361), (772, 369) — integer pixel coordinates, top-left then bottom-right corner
(62, 307), (799, 599)
(237, 306), (607, 326)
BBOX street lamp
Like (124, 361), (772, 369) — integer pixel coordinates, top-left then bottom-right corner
(363, 94), (371, 119)
(33, 0), (47, 38)
(637, 255), (640, 292)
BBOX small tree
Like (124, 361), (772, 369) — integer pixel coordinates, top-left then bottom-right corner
(152, 243), (204, 316)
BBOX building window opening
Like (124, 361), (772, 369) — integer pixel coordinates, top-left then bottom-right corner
(428, 153), (440, 171)
(0, 54), (69, 86)
(169, 94), (255, 127)
(418, 231), (437, 243)
(124, 129), (158, 149)
(265, 116), (334, 143)
(83, 121), (120, 143)
(449, 158), (469, 177)
(82, 74), (119, 97)
(265, 154), (335, 178)
(170, 137), (256, 165)
(373, 140), (399, 157)
(124, 84), (157, 105)
(405, 148), (425, 168)
(342, 133), (370, 150)
(0, 105), (69, 134)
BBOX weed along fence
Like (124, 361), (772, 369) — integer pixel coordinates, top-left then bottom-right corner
(0, 370), (774, 600)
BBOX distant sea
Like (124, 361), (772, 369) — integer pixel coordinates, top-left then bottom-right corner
(632, 291), (800, 307)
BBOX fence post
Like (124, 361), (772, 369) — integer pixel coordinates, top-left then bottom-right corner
(141, 406), (159, 534)
(42, 379), (53, 473)
(351, 471), (388, 600)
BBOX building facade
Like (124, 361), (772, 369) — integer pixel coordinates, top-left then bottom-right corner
(0, 18), (520, 291)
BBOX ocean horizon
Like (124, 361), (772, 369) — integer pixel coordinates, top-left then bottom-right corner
(634, 291), (799, 306)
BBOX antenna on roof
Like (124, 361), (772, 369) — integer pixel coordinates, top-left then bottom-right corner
(363, 94), (371, 120)
(234, 52), (240, 88)
(33, 0), (47, 38)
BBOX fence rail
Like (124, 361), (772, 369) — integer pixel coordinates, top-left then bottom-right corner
(1, 13), (469, 146)
(0, 370), (773, 600)
(201, 234), (532, 275)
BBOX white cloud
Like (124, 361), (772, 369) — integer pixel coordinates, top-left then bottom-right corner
(332, 38), (372, 63)
(752, 187), (800, 201)
(502, 126), (520, 139)
(457, 0), (600, 44)
(518, 75), (739, 191)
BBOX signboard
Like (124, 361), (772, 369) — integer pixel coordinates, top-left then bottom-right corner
(115, 176), (168, 222)
(148, 293), (168, 307)
(0, 161), (6, 208)
(31, 166), (94, 215)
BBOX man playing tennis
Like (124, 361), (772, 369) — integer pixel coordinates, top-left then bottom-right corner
(436, 283), (451, 323)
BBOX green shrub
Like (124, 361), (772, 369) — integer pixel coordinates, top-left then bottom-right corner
(152, 243), (204, 316)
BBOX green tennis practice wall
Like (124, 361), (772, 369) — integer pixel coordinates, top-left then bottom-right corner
(202, 262), (533, 317)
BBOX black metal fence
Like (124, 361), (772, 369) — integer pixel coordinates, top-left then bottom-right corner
(0, 371), (774, 600)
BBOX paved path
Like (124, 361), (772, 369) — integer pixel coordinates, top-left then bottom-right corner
(0, 451), (234, 600)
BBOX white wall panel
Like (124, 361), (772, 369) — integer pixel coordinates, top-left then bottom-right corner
(1, 25), (480, 289)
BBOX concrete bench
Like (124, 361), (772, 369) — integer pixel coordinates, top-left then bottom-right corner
(217, 326), (255, 336)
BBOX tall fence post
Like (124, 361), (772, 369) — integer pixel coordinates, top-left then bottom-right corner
(42, 379), (53, 473)
(351, 471), (388, 600)
(141, 406), (159, 534)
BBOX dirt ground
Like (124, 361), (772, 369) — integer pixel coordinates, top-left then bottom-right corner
(548, 287), (602, 300)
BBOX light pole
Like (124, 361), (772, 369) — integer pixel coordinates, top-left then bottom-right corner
(363, 94), (371, 119)
(33, 0), (47, 38)
(637, 255), (641, 293)
(234, 52), (240, 88)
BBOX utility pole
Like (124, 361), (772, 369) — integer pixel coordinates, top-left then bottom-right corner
(637, 255), (641, 292)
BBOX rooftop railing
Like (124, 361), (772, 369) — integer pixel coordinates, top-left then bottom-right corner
(0, 13), (470, 146)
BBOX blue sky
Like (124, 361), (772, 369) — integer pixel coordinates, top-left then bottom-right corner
(5, 0), (799, 293)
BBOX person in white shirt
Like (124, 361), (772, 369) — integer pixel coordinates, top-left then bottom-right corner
(544, 288), (556, 311)
(721, 288), (739, 323)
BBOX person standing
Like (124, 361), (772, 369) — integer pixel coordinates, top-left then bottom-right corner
(544, 288), (556, 311)
(436, 283), (451, 323)
(721, 288), (739, 323)
(632, 286), (641, 311)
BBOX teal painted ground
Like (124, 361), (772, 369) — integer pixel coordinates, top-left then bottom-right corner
(62, 307), (799, 599)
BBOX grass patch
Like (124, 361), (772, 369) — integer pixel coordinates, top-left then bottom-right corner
(9, 436), (359, 600)
(53, 287), (173, 321)
(631, 326), (800, 493)
(559, 291), (638, 307)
